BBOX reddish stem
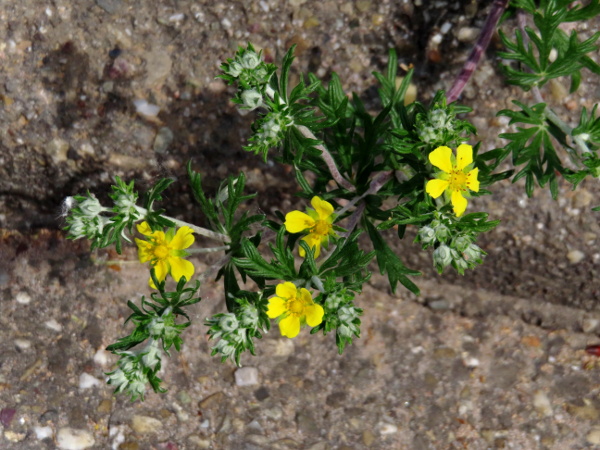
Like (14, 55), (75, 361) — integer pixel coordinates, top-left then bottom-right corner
(446, 0), (509, 103)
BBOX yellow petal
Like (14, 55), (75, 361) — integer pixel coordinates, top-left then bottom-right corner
(267, 297), (287, 318)
(428, 146), (453, 173)
(426, 179), (449, 199)
(301, 234), (322, 258)
(466, 168), (479, 192)
(149, 260), (168, 289)
(137, 221), (153, 236)
(135, 239), (152, 263)
(168, 256), (194, 282)
(276, 282), (297, 299)
(298, 287), (313, 304)
(305, 303), (324, 327)
(284, 211), (315, 233)
(311, 196), (334, 220)
(456, 144), (473, 170)
(279, 315), (301, 338)
(170, 226), (195, 250)
(451, 190), (468, 217)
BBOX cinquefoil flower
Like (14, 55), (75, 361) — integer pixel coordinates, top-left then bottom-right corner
(135, 221), (195, 288)
(284, 196), (336, 258)
(267, 282), (324, 338)
(426, 144), (480, 217)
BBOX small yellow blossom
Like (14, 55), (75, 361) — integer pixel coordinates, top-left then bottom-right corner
(267, 282), (324, 338)
(135, 221), (195, 288)
(426, 144), (480, 217)
(284, 196), (336, 258)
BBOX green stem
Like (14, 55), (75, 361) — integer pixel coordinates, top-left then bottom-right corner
(187, 246), (230, 254)
(134, 206), (228, 241)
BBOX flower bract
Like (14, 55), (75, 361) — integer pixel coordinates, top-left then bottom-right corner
(267, 282), (324, 338)
(426, 144), (480, 217)
(284, 196), (336, 258)
(135, 221), (195, 288)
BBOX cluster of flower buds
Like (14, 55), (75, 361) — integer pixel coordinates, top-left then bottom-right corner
(417, 215), (486, 275)
(63, 195), (110, 241)
(205, 298), (267, 365)
(107, 339), (163, 401)
(321, 290), (363, 353)
(416, 108), (456, 145)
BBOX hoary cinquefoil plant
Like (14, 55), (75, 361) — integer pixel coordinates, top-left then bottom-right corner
(62, 1), (600, 400)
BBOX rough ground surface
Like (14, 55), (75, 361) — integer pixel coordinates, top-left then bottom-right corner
(1, 1), (600, 449)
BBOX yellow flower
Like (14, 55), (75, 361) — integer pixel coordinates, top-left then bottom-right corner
(267, 282), (324, 338)
(426, 144), (480, 217)
(135, 221), (195, 288)
(284, 196), (336, 258)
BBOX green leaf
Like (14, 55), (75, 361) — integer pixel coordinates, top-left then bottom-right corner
(364, 220), (420, 295)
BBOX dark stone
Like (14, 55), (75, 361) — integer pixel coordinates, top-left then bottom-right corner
(254, 386), (269, 401)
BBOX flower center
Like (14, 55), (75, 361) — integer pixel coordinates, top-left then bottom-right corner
(153, 244), (170, 260)
(448, 168), (468, 192)
(287, 298), (304, 315)
(313, 220), (331, 237)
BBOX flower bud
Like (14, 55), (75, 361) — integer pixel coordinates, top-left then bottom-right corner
(241, 89), (263, 110)
(433, 244), (452, 271)
(78, 196), (105, 217)
(452, 235), (471, 252)
(239, 304), (259, 329)
(219, 313), (239, 332)
(227, 61), (243, 77)
(241, 51), (261, 70)
(418, 226), (436, 245)
(463, 243), (483, 262)
(433, 223), (450, 242)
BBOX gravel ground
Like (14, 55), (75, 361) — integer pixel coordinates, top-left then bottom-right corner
(1, 1), (600, 449)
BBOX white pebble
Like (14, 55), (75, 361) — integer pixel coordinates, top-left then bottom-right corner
(56, 427), (95, 450)
(379, 423), (398, 435)
(221, 17), (232, 29)
(16, 292), (31, 304)
(34, 426), (53, 440)
(133, 99), (160, 117)
(14, 339), (31, 351)
(93, 349), (110, 367)
(44, 319), (62, 332)
(235, 367), (259, 386)
(169, 13), (185, 22)
(79, 373), (101, 389)
(463, 356), (480, 368)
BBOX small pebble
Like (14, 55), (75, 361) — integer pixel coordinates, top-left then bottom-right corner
(16, 291), (31, 304)
(93, 349), (110, 366)
(567, 250), (585, 264)
(44, 319), (62, 332)
(533, 390), (553, 417)
(14, 339), (31, 351)
(34, 426), (53, 440)
(582, 317), (600, 334)
(378, 423), (398, 435)
(153, 127), (174, 154)
(235, 367), (259, 386)
(130, 415), (163, 434)
(56, 427), (95, 450)
(133, 99), (160, 117)
(587, 427), (600, 445)
(79, 373), (101, 389)
(457, 27), (479, 43)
